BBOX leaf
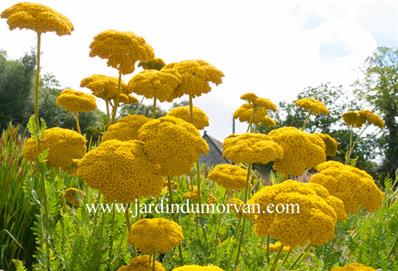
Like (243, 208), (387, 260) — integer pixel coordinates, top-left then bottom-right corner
(27, 115), (37, 140)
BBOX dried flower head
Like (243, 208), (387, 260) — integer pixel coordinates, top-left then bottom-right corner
(223, 133), (283, 164)
(1, 2), (73, 35)
(167, 106), (209, 130)
(77, 140), (164, 203)
(89, 30), (154, 74)
(23, 127), (86, 170)
(56, 89), (96, 112)
(129, 218), (183, 254)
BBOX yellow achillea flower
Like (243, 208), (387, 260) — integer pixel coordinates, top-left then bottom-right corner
(223, 133), (283, 164)
(117, 255), (165, 271)
(138, 116), (209, 176)
(129, 218), (183, 254)
(306, 183), (347, 220)
(208, 164), (247, 191)
(128, 70), (181, 102)
(119, 93), (139, 105)
(89, 30), (154, 74)
(139, 57), (166, 70)
(310, 161), (384, 214)
(267, 241), (291, 252)
(183, 186), (199, 200)
(316, 133), (338, 157)
(162, 60), (224, 98)
(167, 106), (209, 130)
(1, 2), (73, 35)
(253, 97), (277, 112)
(77, 140), (164, 203)
(295, 98), (329, 115)
(102, 115), (151, 142)
(23, 127), (86, 170)
(331, 262), (377, 271)
(80, 74), (129, 101)
(172, 265), (224, 271)
(56, 89), (96, 113)
(342, 110), (384, 128)
(233, 103), (277, 127)
(62, 187), (84, 207)
(269, 127), (326, 176)
(249, 180), (338, 247)
(240, 92), (258, 103)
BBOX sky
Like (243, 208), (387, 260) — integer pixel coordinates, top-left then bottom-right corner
(0, 0), (397, 140)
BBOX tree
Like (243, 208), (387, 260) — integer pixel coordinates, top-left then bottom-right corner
(120, 102), (166, 118)
(357, 47), (398, 178)
(0, 50), (35, 131)
(270, 83), (380, 174)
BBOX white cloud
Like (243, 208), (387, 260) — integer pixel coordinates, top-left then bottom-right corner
(0, 0), (394, 140)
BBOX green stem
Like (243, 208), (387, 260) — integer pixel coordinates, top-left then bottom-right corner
(152, 252), (156, 271)
(107, 207), (116, 271)
(152, 97), (157, 118)
(74, 112), (81, 134)
(111, 72), (122, 122)
(246, 106), (256, 132)
(302, 112), (312, 130)
(269, 244), (284, 271)
(234, 163), (252, 269)
(125, 204), (131, 233)
(105, 100), (111, 125)
(266, 235), (270, 264)
(287, 243), (311, 270)
(39, 169), (51, 271)
(189, 95), (194, 122)
(34, 32), (42, 129)
(214, 190), (229, 245)
(346, 124), (369, 164)
(280, 248), (291, 268)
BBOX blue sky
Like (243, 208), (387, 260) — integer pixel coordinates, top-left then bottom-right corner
(0, 0), (397, 139)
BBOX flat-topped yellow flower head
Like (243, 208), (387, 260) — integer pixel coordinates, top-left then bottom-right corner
(249, 180), (338, 247)
(223, 133), (283, 164)
(208, 164), (247, 191)
(310, 161), (384, 214)
(138, 116), (209, 176)
(23, 127), (86, 170)
(162, 60), (224, 98)
(253, 97), (277, 111)
(89, 30), (155, 74)
(80, 74), (129, 101)
(129, 218), (183, 254)
(128, 70), (181, 102)
(77, 140), (164, 203)
(295, 98), (329, 115)
(117, 255), (165, 271)
(342, 110), (384, 128)
(1, 2), (73, 35)
(167, 106), (209, 130)
(139, 57), (166, 71)
(102, 115), (151, 142)
(331, 263), (377, 271)
(315, 133), (338, 157)
(269, 127), (326, 176)
(172, 265), (224, 271)
(234, 103), (277, 127)
(56, 89), (96, 113)
(240, 92), (258, 102)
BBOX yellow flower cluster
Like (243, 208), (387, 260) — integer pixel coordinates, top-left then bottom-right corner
(119, 93), (139, 105)
(310, 161), (384, 213)
(316, 133), (338, 157)
(295, 98), (329, 115)
(267, 241), (291, 252)
(76, 140), (164, 203)
(331, 263), (377, 271)
(223, 133), (283, 164)
(138, 116), (209, 176)
(162, 60), (224, 98)
(128, 218), (183, 254)
(269, 127), (326, 176)
(1, 2), (73, 35)
(23, 127), (86, 170)
(172, 265), (224, 271)
(117, 255), (165, 271)
(249, 180), (338, 247)
(208, 164), (247, 191)
(240, 92), (277, 111)
(139, 57), (166, 70)
(62, 187), (84, 207)
(183, 186), (199, 200)
(80, 74), (129, 101)
(56, 89), (96, 113)
(233, 103), (276, 127)
(102, 115), (151, 142)
(167, 106), (209, 130)
(342, 110), (384, 128)
(89, 30), (154, 74)
(128, 70), (181, 102)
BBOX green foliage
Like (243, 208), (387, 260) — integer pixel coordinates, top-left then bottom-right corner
(120, 101), (166, 118)
(0, 50), (35, 131)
